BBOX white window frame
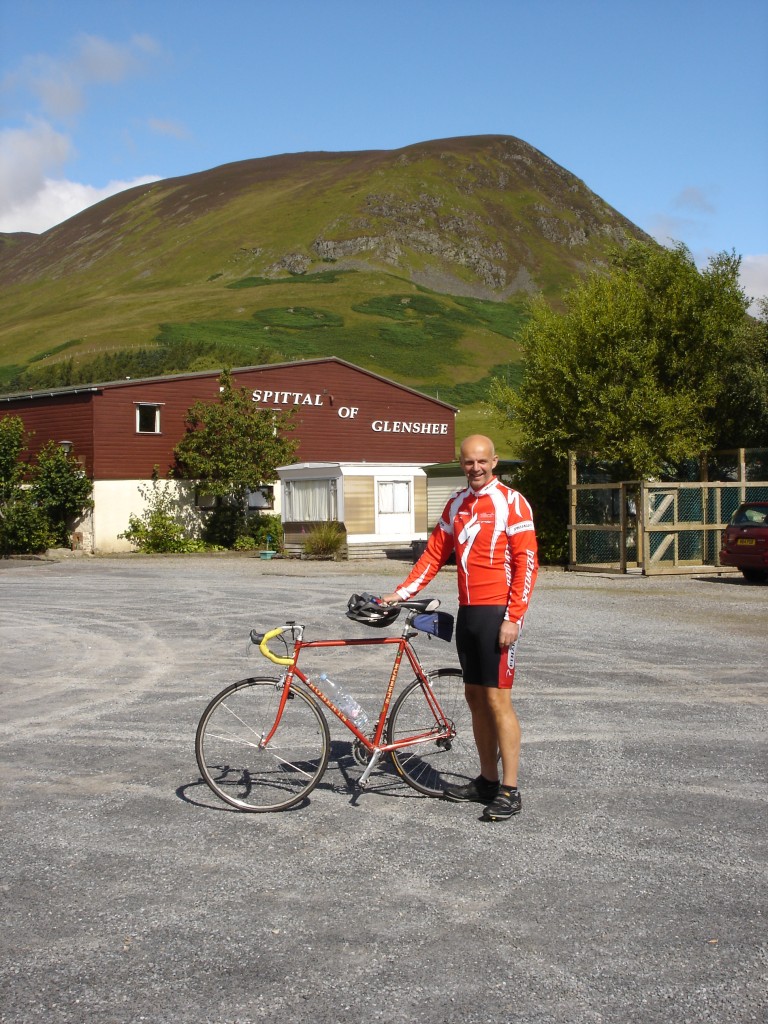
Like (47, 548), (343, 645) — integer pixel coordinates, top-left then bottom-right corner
(283, 478), (338, 522)
(247, 486), (274, 510)
(194, 488), (218, 510)
(135, 403), (163, 434)
(376, 479), (411, 515)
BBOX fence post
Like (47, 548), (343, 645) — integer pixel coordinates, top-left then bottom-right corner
(568, 452), (578, 568)
(638, 482), (648, 574)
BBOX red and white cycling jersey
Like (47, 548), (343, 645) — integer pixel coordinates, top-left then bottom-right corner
(395, 478), (538, 624)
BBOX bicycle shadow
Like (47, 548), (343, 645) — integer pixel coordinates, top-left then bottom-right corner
(325, 739), (420, 806)
(176, 739), (419, 813)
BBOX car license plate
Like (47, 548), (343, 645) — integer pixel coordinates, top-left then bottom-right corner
(736, 538), (756, 546)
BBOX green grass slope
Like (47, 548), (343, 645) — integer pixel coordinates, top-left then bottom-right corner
(0, 135), (651, 451)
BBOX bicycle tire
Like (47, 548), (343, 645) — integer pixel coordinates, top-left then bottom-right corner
(195, 677), (330, 812)
(387, 668), (475, 797)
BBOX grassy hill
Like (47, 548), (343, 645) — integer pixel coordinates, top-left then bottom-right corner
(0, 135), (651, 452)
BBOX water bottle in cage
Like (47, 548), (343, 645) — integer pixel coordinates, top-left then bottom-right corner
(316, 672), (370, 729)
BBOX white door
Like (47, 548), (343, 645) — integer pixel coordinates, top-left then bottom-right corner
(376, 479), (412, 538)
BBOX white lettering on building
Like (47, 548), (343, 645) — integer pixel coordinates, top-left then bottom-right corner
(251, 390), (324, 406)
(371, 421), (449, 435)
(249, 390), (449, 436)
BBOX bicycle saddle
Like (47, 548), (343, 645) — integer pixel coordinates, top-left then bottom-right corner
(398, 597), (441, 613)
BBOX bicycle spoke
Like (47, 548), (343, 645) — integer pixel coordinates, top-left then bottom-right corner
(196, 679), (330, 812)
(388, 669), (475, 797)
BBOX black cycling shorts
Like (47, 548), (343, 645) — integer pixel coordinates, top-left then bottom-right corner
(456, 605), (517, 688)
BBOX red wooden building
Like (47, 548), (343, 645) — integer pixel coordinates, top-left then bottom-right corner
(0, 358), (457, 554)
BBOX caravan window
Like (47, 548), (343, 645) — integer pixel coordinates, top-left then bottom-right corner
(283, 479), (338, 521)
(377, 480), (410, 514)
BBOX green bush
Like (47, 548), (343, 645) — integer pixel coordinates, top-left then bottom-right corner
(302, 522), (345, 558)
(0, 417), (93, 556)
(201, 503), (245, 548)
(247, 512), (282, 551)
(120, 509), (191, 553)
(233, 535), (258, 551)
(119, 473), (199, 553)
(201, 506), (282, 551)
(0, 494), (54, 556)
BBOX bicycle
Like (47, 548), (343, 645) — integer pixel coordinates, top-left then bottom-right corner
(195, 595), (475, 812)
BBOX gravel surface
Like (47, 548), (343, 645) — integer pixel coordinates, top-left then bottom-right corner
(1, 554), (766, 1024)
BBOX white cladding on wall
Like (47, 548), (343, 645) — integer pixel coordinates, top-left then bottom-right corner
(90, 479), (285, 553)
(92, 480), (153, 552)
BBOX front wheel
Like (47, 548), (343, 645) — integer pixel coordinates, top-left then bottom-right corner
(196, 677), (330, 812)
(387, 669), (475, 797)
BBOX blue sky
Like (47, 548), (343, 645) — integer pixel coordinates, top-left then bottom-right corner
(1, 0), (766, 306)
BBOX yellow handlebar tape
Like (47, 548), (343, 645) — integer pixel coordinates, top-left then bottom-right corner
(259, 626), (295, 666)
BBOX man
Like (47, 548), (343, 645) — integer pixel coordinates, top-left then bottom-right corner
(382, 435), (538, 822)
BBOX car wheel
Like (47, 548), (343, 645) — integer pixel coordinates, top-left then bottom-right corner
(741, 567), (768, 583)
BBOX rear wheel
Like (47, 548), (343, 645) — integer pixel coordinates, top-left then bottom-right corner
(387, 669), (476, 797)
(196, 677), (330, 812)
(741, 567), (768, 583)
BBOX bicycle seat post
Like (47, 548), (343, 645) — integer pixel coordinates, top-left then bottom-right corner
(357, 749), (386, 789)
(399, 608), (418, 640)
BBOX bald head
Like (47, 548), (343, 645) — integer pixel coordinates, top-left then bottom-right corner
(460, 434), (496, 459)
(460, 435), (498, 490)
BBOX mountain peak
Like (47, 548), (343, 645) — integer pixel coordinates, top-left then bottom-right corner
(0, 135), (651, 400)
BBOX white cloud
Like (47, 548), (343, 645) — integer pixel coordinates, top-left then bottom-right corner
(673, 186), (716, 215)
(0, 35), (165, 234)
(147, 118), (191, 140)
(0, 174), (160, 234)
(0, 120), (72, 210)
(3, 34), (159, 121)
(648, 185), (718, 247)
(646, 213), (701, 247)
(740, 254), (768, 315)
(75, 33), (143, 84)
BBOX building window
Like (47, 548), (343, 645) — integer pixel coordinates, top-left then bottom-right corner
(248, 486), (274, 510)
(136, 404), (162, 434)
(283, 479), (337, 522)
(194, 488), (218, 510)
(194, 487), (274, 511)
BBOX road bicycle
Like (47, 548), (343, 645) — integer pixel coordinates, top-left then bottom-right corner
(195, 596), (475, 812)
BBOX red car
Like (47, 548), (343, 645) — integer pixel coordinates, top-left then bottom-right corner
(719, 500), (768, 582)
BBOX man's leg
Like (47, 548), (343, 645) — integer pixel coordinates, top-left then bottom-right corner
(465, 683), (521, 789)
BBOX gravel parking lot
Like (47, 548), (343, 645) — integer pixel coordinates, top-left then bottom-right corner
(1, 554), (766, 1024)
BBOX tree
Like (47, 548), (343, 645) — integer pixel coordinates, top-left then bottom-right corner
(714, 296), (768, 447)
(0, 416), (26, 504)
(0, 418), (94, 555)
(30, 442), (94, 547)
(174, 370), (298, 541)
(0, 417), (46, 557)
(488, 241), (766, 561)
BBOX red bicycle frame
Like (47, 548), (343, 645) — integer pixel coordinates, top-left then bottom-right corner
(256, 625), (455, 788)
